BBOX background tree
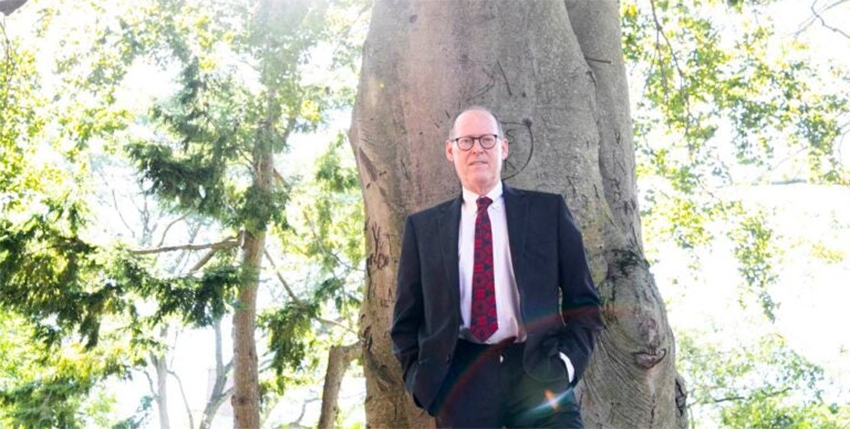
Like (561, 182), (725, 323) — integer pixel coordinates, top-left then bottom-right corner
(1, 0), (368, 427)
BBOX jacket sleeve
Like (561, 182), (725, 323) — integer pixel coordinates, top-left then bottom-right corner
(556, 195), (604, 385)
(390, 216), (423, 387)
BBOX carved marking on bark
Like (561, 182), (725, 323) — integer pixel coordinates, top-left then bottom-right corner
(472, 66), (496, 99)
(359, 147), (379, 186)
(502, 118), (534, 179)
(367, 222), (389, 271)
(496, 61), (512, 96)
(585, 56), (613, 64)
(675, 375), (688, 416)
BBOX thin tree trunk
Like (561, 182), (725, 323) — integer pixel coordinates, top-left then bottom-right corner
(200, 318), (232, 429)
(318, 342), (360, 429)
(153, 352), (170, 429)
(350, 1), (687, 428)
(152, 326), (171, 429)
(231, 149), (273, 429)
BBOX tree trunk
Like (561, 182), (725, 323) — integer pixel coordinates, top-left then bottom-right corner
(318, 342), (360, 429)
(231, 146), (273, 428)
(152, 352), (171, 429)
(200, 318), (232, 429)
(350, 1), (688, 428)
(0, 0), (28, 16)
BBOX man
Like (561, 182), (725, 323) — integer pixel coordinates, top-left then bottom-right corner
(391, 106), (605, 428)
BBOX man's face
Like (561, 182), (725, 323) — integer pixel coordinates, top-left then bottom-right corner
(445, 110), (509, 195)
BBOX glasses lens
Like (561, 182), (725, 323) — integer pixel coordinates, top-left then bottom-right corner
(458, 137), (474, 150)
(480, 135), (496, 148)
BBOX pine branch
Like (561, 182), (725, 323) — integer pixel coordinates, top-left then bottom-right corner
(263, 249), (359, 336)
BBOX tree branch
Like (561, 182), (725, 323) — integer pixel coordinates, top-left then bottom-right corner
(200, 318), (234, 429)
(132, 235), (239, 255)
(796, 0), (850, 37)
(809, 1), (850, 39)
(187, 247), (219, 274)
(304, 212), (364, 273)
(110, 189), (136, 239)
(263, 248), (359, 336)
(157, 213), (189, 248)
(701, 387), (792, 405)
(167, 369), (195, 429)
(648, 0), (694, 140)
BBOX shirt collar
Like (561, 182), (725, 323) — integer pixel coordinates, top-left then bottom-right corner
(461, 182), (503, 210)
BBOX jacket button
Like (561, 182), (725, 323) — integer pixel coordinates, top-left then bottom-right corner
(445, 355), (452, 363)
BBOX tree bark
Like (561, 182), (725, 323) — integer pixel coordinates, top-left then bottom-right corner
(318, 342), (361, 429)
(0, 0), (27, 16)
(231, 151), (273, 429)
(200, 318), (232, 429)
(152, 352), (171, 429)
(350, 1), (687, 428)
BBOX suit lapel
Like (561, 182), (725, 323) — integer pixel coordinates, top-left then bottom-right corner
(503, 184), (529, 290)
(438, 194), (463, 319)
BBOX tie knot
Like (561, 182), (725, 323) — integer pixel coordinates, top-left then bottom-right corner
(476, 196), (493, 210)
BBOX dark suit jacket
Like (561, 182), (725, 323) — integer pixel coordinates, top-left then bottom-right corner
(391, 184), (604, 413)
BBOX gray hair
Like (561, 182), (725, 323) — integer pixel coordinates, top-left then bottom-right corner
(448, 106), (505, 140)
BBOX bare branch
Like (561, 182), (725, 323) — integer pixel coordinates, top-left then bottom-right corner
(263, 248), (304, 304)
(263, 248), (359, 336)
(142, 368), (157, 398)
(648, 0), (694, 140)
(167, 369), (195, 429)
(702, 387), (792, 405)
(796, 0), (850, 37)
(157, 213), (189, 248)
(187, 247), (219, 274)
(273, 168), (289, 188)
(304, 213), (364, 273)
(131, 235), (239, 255)
(111, 189), (137, 238)
(809, 1), (850, 39)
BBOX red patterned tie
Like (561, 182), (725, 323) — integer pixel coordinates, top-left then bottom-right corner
(471, 196), (497, 342)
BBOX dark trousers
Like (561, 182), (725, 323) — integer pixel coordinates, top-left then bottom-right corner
(431, 339), (584, 429)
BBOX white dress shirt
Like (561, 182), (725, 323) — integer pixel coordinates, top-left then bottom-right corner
(457, 182), (574, 381)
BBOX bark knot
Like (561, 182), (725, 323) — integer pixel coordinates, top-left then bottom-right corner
(633, 347), (667, 369)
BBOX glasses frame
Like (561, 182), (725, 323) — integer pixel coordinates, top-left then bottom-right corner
(452, 134), (500, 151)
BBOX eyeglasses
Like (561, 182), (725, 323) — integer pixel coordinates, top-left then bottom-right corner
(452, 134), (499, 151)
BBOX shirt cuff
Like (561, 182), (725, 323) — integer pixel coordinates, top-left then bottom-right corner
(559, 352), (575, 383)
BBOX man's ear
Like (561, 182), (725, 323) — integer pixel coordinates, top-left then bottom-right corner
(445, 140), (454, 162)
(501, 138), (509, 160)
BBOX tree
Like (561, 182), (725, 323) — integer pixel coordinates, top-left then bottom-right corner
(350, 1), (686, 427)
(1, 0), (368, 426)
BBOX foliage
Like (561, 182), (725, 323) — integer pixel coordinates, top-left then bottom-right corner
(1, 0), (368, 426)
(624, 0), (850, 427)
(679, 330), (850, 428)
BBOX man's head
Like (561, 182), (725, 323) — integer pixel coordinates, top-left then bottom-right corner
(445, 106), (509, 196)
